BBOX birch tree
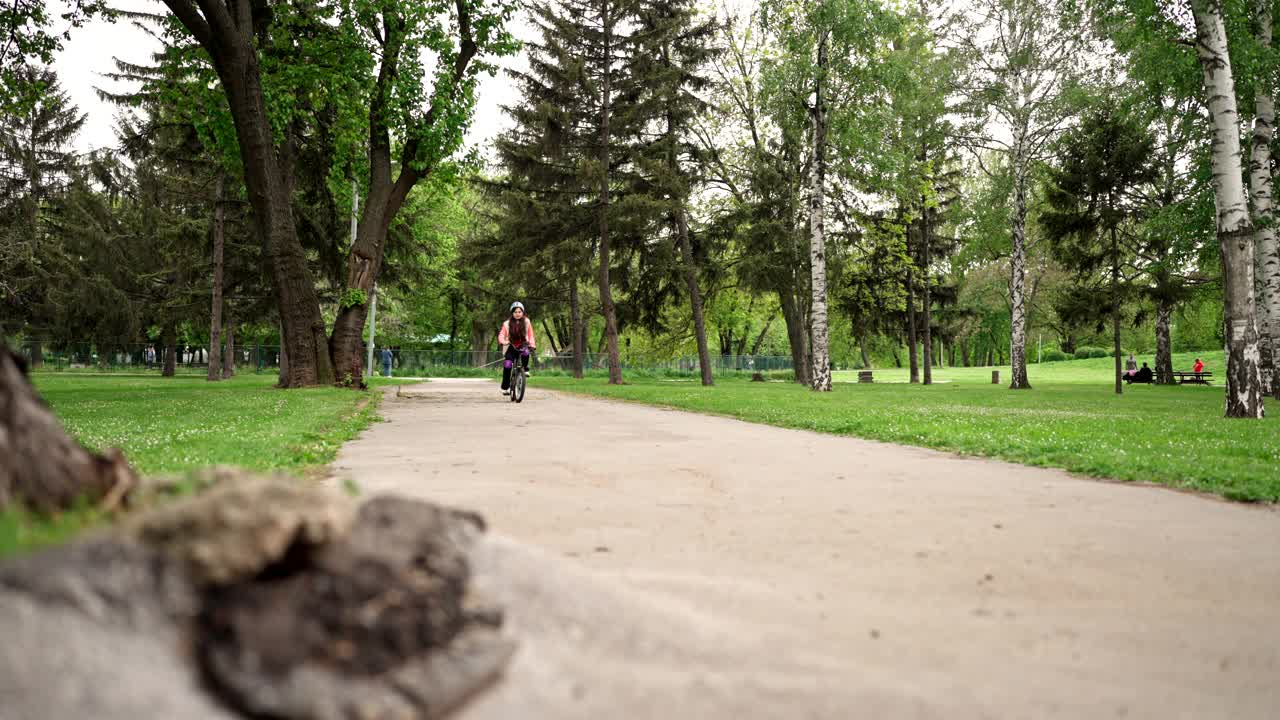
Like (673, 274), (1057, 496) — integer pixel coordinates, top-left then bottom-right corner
(760, 0), (898, 391)
(1247, 0), (1278, 398)
(1190, 0), (1265, 417)
(950, 0), (1086, 390)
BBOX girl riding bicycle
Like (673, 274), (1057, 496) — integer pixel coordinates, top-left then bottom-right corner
(499, 301), (536, 395)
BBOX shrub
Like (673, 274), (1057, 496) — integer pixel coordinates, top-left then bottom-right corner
(1041, 349), (1070, 362)
(1074, 346), (1110, 359)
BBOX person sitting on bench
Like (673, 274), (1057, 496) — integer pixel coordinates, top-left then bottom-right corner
(1125, 363), (1154, 384)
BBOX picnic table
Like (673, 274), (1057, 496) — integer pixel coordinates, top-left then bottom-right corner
(1169, 371), (1213, 385)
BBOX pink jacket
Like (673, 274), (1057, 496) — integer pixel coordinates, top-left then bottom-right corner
(498, 319), (536, 350)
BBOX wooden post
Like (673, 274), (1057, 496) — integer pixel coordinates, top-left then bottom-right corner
(992, 370), (1000, 384)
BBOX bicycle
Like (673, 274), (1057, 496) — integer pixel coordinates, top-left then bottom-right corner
(506, 350), (528, 403)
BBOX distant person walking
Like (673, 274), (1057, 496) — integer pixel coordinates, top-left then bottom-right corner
(381, 347), (393, 377)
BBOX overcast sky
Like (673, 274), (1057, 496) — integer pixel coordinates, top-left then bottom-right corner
(52, 0), (532, 158)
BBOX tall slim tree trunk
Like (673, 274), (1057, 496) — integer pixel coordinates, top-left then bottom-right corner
(779, 290), (811, 385)
(922, 198), (933, 385)
(750, 316), (774, 356)
(1112, 228), (1122, 395)
(208, 175), (225, 382)
(860, 338), (872, 369)
(223, 316), (236, 379)
(1249, 0), (1279, 398)
(470, 320), (489, 368)
(1155, 299), (1173, 384)
(29, 342), (43, 369)
(162, 323), (176, 378)
(807, 31), (832, 392)
(961, 340), (970, 368)
(597, 0), (623, 385)
(1192, 0), (1264, 418)
(677, 211), (713, 387)
(570, 281), (584, 379)
(906, 276), (919, 383)
(1008, 157), (1032, 389)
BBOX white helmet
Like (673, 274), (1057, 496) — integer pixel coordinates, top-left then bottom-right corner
(510, 301), (525, 312)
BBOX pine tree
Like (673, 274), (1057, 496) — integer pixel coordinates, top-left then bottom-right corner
(496, 0), (648, 384)
(0, 65), (86, 361)
(632, 0), (718, 385)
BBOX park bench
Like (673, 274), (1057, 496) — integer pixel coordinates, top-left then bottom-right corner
(1170, 371), (1213, 385)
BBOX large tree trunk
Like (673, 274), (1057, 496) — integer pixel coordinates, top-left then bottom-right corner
(470, 319), (490, 368)
(208, 175), (225, 382)
(1249, 0), (1279, 398)
(807, 31), (832, 392)
(162, 323), (177, 378)
(570, 281), (584, 379)
(779, 289), (811, 385)
(223, 317), (236, 379)
(597, 0), (623, 386)
(0, 344), (137, 513)
(1192, 0), (1265, 418)
(1008, 155), (1032, 390)
(158, 2), (334, 388)
(1155, 299), (1173, 384)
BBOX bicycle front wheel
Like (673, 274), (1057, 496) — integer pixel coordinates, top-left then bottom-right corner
(512, 369), (526, 403)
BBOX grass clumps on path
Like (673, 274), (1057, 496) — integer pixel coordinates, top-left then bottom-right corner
(536, 352), (1279, 503)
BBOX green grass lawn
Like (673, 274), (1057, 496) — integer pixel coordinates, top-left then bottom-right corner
(32, 373), (389, 473)
(536, 350), (1280, 503)
(2, 373), (392, 556)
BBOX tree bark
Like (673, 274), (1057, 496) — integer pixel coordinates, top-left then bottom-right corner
(1155, 299), (1173, 384)
(1009, 154), (1032, 389)
(223, 316), (236, 379)
(807, 30), (832, 392)
(162, 322), (177, 378)
(859, 338), (872, 369)
(779, 290), (811, 385)
(570, 281), (584, 379)
(0, 344), (137, 513)
(597, 0), (623, 385)
(1191, 0), (1265, 418)
(1249, 0), (1279, 398)
(278, 319), (289, 387)
(208, 175), (225, 382)
(961, 339), (970, 368)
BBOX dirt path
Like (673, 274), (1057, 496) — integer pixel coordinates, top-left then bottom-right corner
(334, 379), (1280, 718)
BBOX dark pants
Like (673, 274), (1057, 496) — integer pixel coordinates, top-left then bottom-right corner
(501, 346), (528, 390)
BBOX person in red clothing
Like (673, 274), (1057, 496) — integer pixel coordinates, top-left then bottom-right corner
(1193, 357), (1205, 374)
(498, 301), (536, 395)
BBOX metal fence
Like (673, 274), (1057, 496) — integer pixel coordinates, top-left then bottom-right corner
(15, 341), (794, 376)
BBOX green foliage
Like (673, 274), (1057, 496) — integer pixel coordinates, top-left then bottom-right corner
(1041, 349), (1071, 362)
(339, 288), (368, 310)
(1074, 346), (1111, 359)
(540, 350), (1279, 502)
